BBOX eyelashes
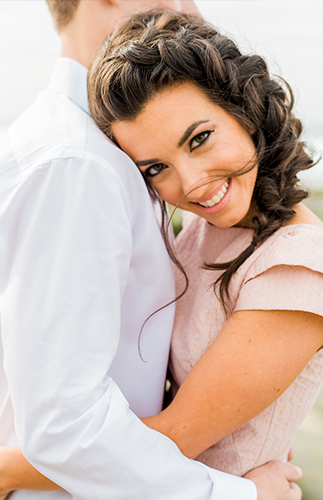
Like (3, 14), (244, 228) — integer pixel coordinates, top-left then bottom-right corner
(145, 163), (167, 178)
(143, 129), (215, 179)
(190, 130), (213, 151)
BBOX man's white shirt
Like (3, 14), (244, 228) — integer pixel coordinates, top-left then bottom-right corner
(0, 58), (256, 500)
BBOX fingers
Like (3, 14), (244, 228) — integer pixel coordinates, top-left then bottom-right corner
(279, 462), (303, 483)
(287, 444), (295, 462)
(289, 482), (302, 500)
(244, 460), (303, 500)
(269, 462), (303, 500)
(251, 460), (303, 482)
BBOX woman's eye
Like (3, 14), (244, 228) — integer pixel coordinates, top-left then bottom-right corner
(190, 131), (211, 150)
(146, 163), (166, 177)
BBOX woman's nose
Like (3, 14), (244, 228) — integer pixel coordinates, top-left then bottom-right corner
(177, 163), (208, 199)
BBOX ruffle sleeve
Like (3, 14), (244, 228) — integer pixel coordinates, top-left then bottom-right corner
(234, 224), (323, 318)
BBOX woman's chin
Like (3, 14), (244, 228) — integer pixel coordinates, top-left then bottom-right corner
(202, 210), (251, 229)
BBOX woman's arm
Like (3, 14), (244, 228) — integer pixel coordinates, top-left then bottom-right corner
(143, 309), (323, 458)
(0, 446), (61, 495)
(1, 309), (322, 491)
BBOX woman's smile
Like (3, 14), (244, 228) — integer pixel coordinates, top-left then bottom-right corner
(112, 82), (258, 228)
(190, 179), (232, 218)
(195, 180), (229, 208)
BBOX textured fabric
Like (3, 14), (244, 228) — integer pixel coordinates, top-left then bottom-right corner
(171, 215), (323, 476)
(0, 58), (256, 500)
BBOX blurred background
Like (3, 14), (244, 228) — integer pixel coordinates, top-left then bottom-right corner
(0, 1), (322, 497)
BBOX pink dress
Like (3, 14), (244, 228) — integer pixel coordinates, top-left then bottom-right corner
(170, 214), (323, 476)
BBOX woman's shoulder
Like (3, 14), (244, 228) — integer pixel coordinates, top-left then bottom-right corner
(240, 202), (322, 270)
(174, 203), (323, 269)
(234, 220), (323, 317)
(246, 221), (323, 277)
(285, 202), (323, 229)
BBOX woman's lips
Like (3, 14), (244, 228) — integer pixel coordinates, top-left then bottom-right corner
(191, 179), (232, 216)
(197, 180), (229, 207)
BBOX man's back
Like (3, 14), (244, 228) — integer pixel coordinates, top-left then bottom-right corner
(0, 58), (178, 499)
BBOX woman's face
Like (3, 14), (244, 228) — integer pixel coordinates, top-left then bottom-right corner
(112, 82), (258, 228)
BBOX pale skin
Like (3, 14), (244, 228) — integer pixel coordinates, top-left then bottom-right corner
(0, 4), (309, 500)
(60, 0), (201, 70)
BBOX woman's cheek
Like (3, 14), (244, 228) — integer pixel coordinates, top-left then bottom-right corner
(158, 186), (177, 206)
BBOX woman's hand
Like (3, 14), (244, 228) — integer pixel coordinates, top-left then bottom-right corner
(143, 309), (323, 458)
(0, 446), (61, 493)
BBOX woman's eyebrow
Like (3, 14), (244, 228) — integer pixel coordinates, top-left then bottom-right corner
(135, 119), (212, 167)
(178, 119), (211, 147)
(136, 158), (161, 167)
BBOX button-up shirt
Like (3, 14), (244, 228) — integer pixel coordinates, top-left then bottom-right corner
(0, 58), (256, 500)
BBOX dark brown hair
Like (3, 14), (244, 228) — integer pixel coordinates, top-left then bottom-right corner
(88, 11), (314, 313)
(46, 0), (80, 31)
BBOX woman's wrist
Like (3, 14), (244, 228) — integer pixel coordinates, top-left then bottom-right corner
(0, 446), (61, 492)
(0, 446), (21, 491)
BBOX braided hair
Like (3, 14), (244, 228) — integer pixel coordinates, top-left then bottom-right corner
(88, 11), (314, 313)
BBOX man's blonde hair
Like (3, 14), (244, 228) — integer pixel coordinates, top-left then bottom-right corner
(46, 0), (80, 31)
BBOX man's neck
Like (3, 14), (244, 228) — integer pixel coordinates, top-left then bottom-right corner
(61, 44), (94, 70)
(60, 31), (108, 69)
(59, 0), (115, 69)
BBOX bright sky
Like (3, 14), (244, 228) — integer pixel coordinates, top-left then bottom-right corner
(0, 0), (322, 130)
(0, 0), (322, 187)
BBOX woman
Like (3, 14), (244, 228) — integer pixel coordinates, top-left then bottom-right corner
(89, 10), (323, 475)
(0, 10), (322, 494)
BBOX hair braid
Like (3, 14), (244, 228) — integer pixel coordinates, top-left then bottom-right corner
(88, 11), (315, 314)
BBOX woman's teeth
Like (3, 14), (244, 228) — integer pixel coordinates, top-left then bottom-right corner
(198, 180), (229, 208)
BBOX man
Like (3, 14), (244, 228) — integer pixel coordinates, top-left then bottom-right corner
(0, 1), (302, 498)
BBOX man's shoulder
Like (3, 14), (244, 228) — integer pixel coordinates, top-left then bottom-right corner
(0, 88), (145, 203)
(9, 89), (125, 169)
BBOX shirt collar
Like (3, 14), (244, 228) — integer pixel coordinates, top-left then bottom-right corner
(48, 57), (90, 115)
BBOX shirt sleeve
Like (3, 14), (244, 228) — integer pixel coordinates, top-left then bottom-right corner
(235, 226), (323, 317)
(1, 157), (256, 500)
